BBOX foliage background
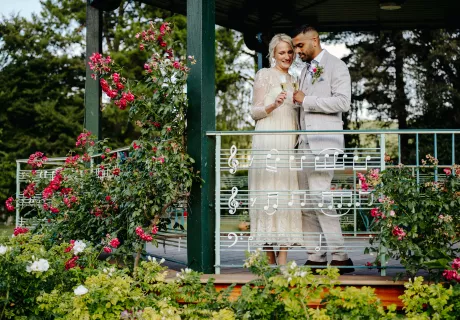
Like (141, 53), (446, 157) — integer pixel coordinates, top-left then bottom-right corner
(0, 0), (255, 216)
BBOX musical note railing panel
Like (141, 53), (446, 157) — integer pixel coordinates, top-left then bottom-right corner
(209, 130), (460, 275)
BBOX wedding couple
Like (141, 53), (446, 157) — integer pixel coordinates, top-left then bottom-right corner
(249, 24), (354, 274)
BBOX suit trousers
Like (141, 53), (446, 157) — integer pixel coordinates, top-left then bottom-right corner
(296, 140), (348, 262)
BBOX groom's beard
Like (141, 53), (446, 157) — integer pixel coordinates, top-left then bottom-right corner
(299, 54), (312, 63)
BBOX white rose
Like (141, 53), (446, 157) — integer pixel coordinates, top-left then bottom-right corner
(0, 245), (8, 255)
(27, 258), (49, 272)
(36, 259), (50, 272)
(29, 261), (39, 272)
(160, 258), (165, 264)
(73, 240), (86, 255)
(74, 285), (89, 296)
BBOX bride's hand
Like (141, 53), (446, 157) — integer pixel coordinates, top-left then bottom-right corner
(274, 92), (287, 108)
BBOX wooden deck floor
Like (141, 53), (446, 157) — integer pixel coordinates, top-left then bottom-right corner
(146, 241), (407, 277)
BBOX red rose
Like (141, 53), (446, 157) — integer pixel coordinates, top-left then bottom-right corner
(112, 73), (120, 83)
(65, 256), (78, 270)
(110, 238), (120, 248)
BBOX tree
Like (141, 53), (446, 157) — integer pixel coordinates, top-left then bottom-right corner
(330, 29), (460, 162)
(0, 0), (257, 214)
(0, 14), (85, 203)
(215, 26), (255, 149)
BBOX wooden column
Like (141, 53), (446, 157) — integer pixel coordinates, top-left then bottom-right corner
(84, 2), (102, 139)
(186, 0), (216, 273)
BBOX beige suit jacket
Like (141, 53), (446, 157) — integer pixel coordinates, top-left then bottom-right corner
(298, 50), (351, 153)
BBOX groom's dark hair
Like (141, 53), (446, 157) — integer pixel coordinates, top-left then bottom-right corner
(291, 24), (319, 37)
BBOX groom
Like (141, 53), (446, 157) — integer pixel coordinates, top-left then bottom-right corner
(292, 24), (354, 274)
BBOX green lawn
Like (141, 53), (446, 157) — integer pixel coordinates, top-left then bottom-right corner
(0, 225), (14, 238)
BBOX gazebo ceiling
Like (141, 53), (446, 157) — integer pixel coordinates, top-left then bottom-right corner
(93, 0), (460, 50)
(134, 0), (460, 50)
(137, 0), (460, 33)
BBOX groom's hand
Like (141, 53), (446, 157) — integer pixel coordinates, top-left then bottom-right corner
(293, 90), (305, 105)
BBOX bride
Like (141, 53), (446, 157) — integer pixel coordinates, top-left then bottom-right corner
(249, 34), (303, 265)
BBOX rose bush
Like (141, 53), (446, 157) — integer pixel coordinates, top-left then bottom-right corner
(5, 21), (199, 267)
(2, 232), (460, 319)
(0, 229), (107, 319)
(364, 155), (460, 279)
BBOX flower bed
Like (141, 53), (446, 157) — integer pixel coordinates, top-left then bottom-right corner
(1, 230), (460, 319)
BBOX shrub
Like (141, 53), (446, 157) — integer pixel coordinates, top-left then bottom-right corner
(400, 276), (460, 319)
(5, 21), (199, 267)
(0, 229), (107, 319)
(364, 156), (460, 279)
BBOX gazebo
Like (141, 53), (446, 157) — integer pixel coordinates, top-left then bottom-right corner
(84, 0), (460, 273)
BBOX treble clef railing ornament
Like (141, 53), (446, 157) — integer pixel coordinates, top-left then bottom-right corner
(228, 187), (239, 214)
(228, 145), (239, 174)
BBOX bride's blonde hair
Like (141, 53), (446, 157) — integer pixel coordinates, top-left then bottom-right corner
(268, 34), (295, 67)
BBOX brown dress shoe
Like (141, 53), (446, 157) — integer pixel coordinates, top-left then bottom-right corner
(330, 258), (355, 274)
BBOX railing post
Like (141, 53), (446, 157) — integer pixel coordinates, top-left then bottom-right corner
(215, 135), (221, 274)
(353, 170), (357, 237)
(416, 133), (420, 184)
(15, 161), (20, 228)
(452, 134), (456, 169)
(380, 133), (386, 172)
(379, 133), (386, 276)
(434, 133), (438, 181)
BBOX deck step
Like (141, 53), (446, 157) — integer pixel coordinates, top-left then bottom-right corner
(165, 271), (406, 307)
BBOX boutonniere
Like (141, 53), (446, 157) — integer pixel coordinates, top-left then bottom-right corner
(311, 65), (324, 84)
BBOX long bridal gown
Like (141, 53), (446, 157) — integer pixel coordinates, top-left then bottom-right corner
(249, 67), (303, 246)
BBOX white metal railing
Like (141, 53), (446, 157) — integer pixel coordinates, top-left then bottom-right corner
(15, 149), (189, 260)
(208, 129), (460, 275)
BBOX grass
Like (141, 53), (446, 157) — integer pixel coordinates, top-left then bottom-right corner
(0, 225), (14, 237)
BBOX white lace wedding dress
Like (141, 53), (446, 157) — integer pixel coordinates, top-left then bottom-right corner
(249, 67), (303, 246)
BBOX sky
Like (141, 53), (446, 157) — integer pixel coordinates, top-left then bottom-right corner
(1, 0), (42, 19)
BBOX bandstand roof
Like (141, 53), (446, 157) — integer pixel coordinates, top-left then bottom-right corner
(137, 0), (460, 49)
